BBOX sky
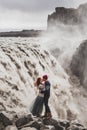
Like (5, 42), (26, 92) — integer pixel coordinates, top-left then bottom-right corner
(0, 0), (87, 31)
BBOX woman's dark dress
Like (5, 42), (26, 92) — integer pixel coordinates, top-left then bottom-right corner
(30, 84), (45, 116)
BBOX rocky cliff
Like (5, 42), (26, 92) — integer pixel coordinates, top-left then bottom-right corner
(70, 40), (87, 89)
(47, 3), (87, 29)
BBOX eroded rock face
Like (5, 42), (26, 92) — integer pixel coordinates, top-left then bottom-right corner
(47, 3), (87, 29)
(70, 40), (87, 88)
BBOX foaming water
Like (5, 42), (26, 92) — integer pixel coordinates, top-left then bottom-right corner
(0, 36), (87, 126)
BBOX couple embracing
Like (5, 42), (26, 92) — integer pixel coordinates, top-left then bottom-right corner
(30, 75), (52, 119)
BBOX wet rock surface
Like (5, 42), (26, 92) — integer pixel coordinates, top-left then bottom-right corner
(70, 40), (87, 89)
(0, 113), (86, 130)
(15, 114), (33, 128)
(0, 113), (12, 128)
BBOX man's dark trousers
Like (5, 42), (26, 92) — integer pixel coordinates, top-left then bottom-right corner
(44, 95), (51, 114)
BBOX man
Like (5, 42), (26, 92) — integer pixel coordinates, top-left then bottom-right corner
(41, 75), (52, 119)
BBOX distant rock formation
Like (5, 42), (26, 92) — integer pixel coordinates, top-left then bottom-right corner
(70, 40), (87, 88)
(47, 3), (87, 29)
(0, 30), (44, 37)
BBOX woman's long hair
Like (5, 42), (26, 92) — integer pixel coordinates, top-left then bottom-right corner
(36, 77), (41, 86)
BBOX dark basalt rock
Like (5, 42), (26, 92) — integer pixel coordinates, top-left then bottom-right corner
(15, 114), (33, 128)
(68, 124), (86, 130)
(29, 121), (41, 130)
(58, 120), (70, 129)
(0, 113), (86, 130)
(43, 118), (64, 130)
(0, 113), (12, 127)
(70, 40), (87, 88)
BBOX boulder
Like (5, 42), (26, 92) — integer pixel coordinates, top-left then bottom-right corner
(28, 121), (40, 129)
(15, 114), (33, 128)
(0, 113), (12, 127)
(58, 120), (70, 129)
(5, 125), (18, 130)
(43, 119), (64, 130)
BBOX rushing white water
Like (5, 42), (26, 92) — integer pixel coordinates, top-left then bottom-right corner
(0, 36), (87, 126)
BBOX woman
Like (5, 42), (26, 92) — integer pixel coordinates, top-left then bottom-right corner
(30, 77), (45, 117)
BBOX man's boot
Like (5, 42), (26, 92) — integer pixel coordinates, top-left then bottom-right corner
(46, 112), (52, 119)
